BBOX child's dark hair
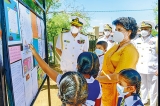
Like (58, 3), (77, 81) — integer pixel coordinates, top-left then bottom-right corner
(96, 41), (108, 50)
(59, 72), (88, 106)
(119, 68), (141, 99)
(77, 52), (100, 78)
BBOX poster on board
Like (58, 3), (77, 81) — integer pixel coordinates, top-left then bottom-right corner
(41, 20), (45, 40)
(38, 39), (43, 58)
(24, 73), (33, 106)
(37, 17), (42, 39)
(10, 60), (26, 106)
(19, 3), (33, 53)
(31, 12), (38, 39)
(42, 40), (46, 59)
(4, 0), (22, 45)
(31, 67), (38, 98)
(21, 51), (34, 76)
(33, 39), (38, 66)
(37, 66), (46, 88)
(8, 45), (21, 63)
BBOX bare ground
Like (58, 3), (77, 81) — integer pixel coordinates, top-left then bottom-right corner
(33, 64), (62, 106)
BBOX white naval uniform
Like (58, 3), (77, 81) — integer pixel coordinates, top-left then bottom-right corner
(134, 35), (158, 106)
(97, 35), (115, 51)
(56, 31), (89, 73)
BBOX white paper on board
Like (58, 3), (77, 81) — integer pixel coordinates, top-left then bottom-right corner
(31, 66), (38, 98)
(10, 60), (26, 106)
(37, 17), (42, 39)
(19, 3), (33, 52)
(24, 72), (33, 106)
(40, 20), (45, 40)
(8, 7), (18, 34)
(42, 40), (46, 59)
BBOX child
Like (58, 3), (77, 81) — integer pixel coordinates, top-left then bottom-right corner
(95, 41), (107, 72)
(58, 72), (88, 106)
(57, 52), (102, 106)
(29, 45), (101, 106)
(117, 68), (144, 106)
(29, 44), (88, 106)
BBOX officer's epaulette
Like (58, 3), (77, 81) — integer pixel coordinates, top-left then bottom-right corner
(61, 28), (70, 33)
(61, 30), (69, 33)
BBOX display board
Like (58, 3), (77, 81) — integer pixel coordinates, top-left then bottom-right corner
(0, 0), (49, 106)
(0, 3), (5, 105)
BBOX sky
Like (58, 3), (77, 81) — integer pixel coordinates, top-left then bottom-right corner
(56, 0), (158, 32)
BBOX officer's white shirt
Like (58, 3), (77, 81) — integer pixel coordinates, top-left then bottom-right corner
(97, 35), (115, 51)
(134, 35), (158, 74)
(97, 35), (108, 42)
(56, 31), (89, 72)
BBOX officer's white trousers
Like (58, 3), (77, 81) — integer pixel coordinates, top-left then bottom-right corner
(140, 74), (158, 106)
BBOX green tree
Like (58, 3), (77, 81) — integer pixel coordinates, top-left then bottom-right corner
(151, 29), (158, 36)
(22, 0), (60, 15)
(153, 1), (158, 24)
(45, 0), (61, 14)
(46, 12), (71, 41)
(47, 11), (90, 42)
(22, 0), (42, 14)
(46, 0), (91, 40)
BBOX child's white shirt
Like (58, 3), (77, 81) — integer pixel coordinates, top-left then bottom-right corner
(118, 94), (142, 106)
(98, 55), (104, 72)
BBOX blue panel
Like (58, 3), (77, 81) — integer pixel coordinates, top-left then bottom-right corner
(33, 38), (39, 66)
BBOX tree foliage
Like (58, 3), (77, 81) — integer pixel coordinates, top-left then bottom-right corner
(46, 11), (90, 41)
(22, 0), (60, 14)
(46, 12), (71, 41)
(44, 0), (61, 14)
(151, 29), (158, 36)
(153, 1), (158, 24)
(46, 0), (91, 41)
(22, 0), (42, 15)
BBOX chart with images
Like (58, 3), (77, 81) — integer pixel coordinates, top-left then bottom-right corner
(4, 0), (22, 45)
(3, 0), (47, 106)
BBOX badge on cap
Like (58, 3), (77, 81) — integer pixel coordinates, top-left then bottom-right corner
(104, 24), (112, 30)
(70, 16), (86, 27)
(139, 20), (155, 29)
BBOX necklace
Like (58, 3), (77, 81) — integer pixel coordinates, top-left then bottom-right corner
(117, 41), (131, 52)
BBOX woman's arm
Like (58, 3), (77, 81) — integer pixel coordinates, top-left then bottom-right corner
(29, 44), (58, 82)
(96, 72), (118, 83)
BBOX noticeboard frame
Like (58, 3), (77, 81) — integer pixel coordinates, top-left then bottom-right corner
(0, 0), (51, 106)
